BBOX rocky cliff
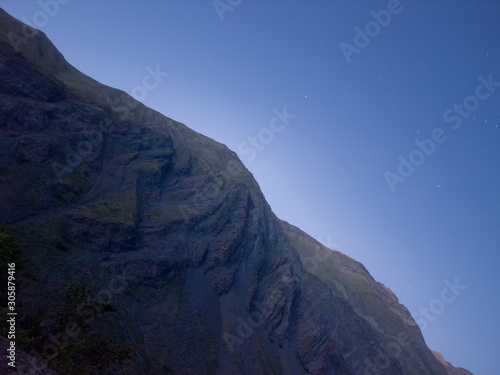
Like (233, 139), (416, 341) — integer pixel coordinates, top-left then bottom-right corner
(431, 351), (474, 375)
(0, 8), (471, 375)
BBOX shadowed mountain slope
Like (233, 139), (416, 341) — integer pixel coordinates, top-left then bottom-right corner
(0, 8), (471, 375)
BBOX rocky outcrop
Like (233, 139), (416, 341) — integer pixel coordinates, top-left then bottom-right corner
(0, 7), (472, 375)
(432, 351), (474, 375)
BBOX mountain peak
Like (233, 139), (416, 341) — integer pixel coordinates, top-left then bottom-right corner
(0, 7), (472, 375)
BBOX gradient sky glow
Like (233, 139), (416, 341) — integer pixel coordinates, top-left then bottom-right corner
(1, 1), (499, 373)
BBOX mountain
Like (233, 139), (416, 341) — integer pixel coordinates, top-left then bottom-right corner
(432, 351), (474, 375)
(0, 8), (472, 375)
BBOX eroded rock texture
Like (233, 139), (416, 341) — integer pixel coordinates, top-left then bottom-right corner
(0, 8), (471, 375)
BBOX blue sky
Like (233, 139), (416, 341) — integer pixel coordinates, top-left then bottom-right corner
(1, 1), (499, 373)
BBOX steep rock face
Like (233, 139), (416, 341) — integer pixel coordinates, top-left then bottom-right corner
(0, 8), (471, 375)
